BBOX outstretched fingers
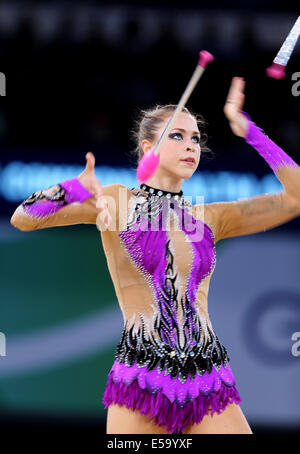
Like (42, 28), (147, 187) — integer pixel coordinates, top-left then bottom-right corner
(226, 78), (244, 103)
(224, 77), (246, 120)
(85, 152), (96, 172)
(83, 152), (112, 227)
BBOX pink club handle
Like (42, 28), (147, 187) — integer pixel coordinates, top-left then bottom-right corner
(266, 62), (286, 80)
(198, 50), (214, 69)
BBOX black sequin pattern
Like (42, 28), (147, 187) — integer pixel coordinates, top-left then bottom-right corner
(127, 191), (163, 228)
(114, 317), (229, 384)
(127, 189), (192, 231)
(22, 184), (68, 208)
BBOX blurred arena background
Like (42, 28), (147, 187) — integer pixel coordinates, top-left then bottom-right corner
(0, 0), (300, 435)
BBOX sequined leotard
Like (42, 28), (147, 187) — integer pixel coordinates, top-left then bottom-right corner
(10, 112), (300, 434)
(102, 183), (243, 434)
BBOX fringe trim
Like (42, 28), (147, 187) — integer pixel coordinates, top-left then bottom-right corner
(103, 373), (242, 434)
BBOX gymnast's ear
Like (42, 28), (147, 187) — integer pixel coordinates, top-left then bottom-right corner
(141, 139), (153, 154)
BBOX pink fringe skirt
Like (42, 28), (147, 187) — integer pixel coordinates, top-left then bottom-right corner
(102, 359), (242, 434)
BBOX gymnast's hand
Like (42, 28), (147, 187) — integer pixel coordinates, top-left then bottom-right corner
(78, 152), (111, 225)
(223, 77), (248, 138)
(78, 151), (104, 203)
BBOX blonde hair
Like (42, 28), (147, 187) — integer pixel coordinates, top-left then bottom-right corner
(129, 104), (214, 165)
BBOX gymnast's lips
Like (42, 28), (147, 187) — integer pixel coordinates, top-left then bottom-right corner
(180, 157), (195, 165)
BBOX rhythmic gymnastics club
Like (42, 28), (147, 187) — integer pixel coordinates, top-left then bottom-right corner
(266, 15), (300, 79)
(136, 50), (214, 183)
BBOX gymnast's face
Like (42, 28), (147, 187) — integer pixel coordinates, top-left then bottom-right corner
(142, 112), (201, 181)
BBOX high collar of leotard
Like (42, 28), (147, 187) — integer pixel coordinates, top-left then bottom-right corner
(139, 183), (184, 200)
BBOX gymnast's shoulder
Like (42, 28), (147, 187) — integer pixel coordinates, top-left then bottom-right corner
(192, 200), (221, 244)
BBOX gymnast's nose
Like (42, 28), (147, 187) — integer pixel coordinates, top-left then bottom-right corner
(185, 145), (195, 152)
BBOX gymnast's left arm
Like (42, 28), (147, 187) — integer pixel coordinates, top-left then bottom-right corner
(202, 77), (300, 243)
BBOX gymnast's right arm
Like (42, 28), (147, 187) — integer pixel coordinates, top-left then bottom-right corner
(10, 152), (115, 231)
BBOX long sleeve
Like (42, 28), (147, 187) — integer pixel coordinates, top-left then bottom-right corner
(10, 177), (97, 231)
(21, 177), (92, 218)
(201, 113), (300, 243)
(11, 178), (124, 232)
(242, 111), (300, 202)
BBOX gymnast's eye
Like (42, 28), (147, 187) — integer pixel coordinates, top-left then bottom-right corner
(169, 132), (182, 140)
(169, 132), (200, 144)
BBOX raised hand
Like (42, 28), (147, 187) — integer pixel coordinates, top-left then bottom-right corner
(78, 152), (111, 227)
(223, 77), (249, 138)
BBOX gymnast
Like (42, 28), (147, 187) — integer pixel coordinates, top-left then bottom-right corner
(10, 77), (300, 434)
